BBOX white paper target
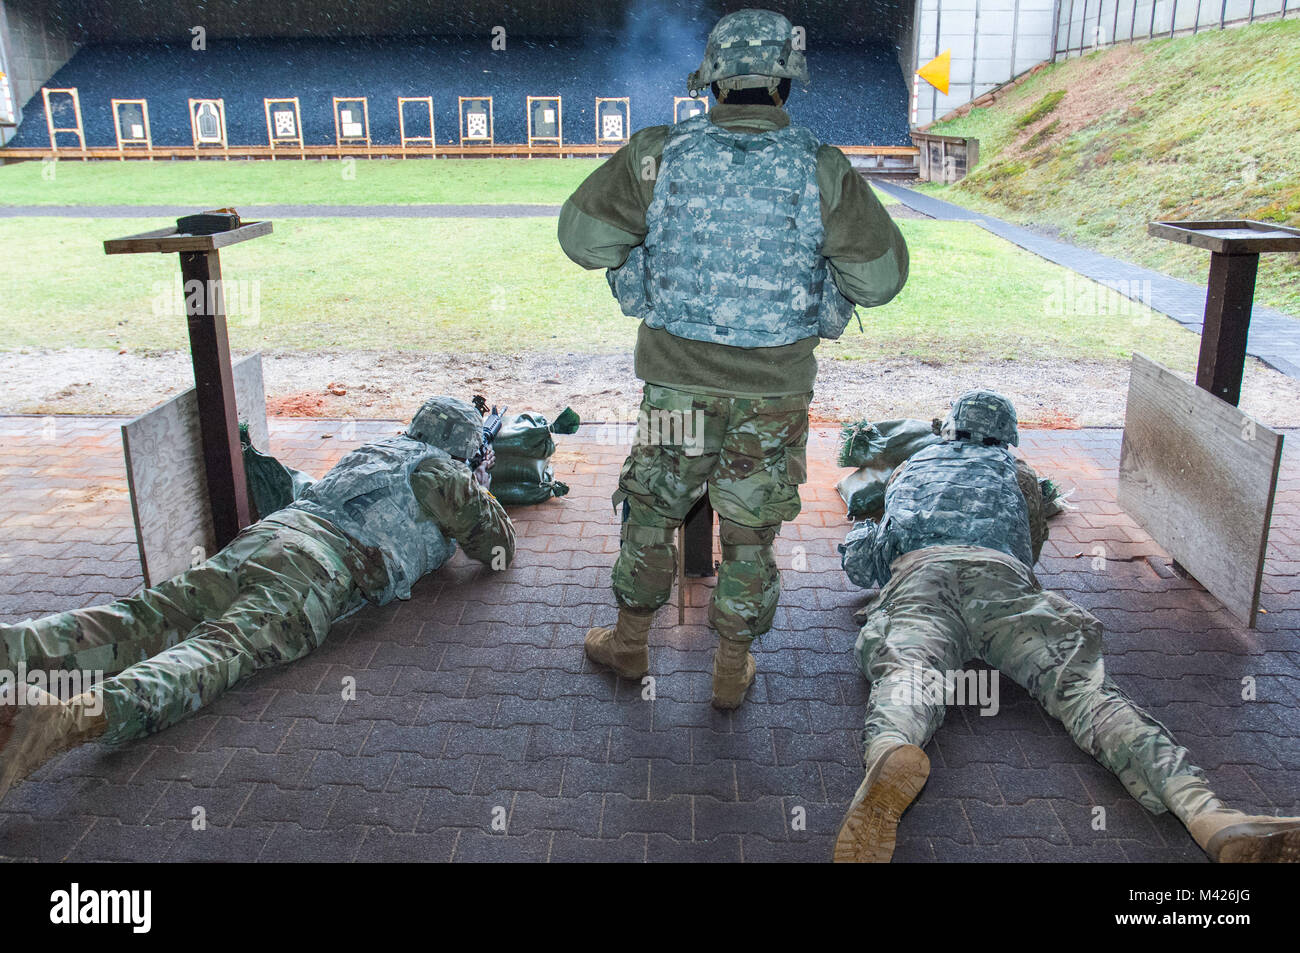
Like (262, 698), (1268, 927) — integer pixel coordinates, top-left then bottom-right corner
(467, 111), (489, 138)
(602, 113), (624, 140)
(131, 123), (145, 138)
(194, 102), (222, 142)
(274, 110), (296, 137)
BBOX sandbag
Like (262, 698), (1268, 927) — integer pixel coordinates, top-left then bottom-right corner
(239, 423), (315, 521)
(488, 407), (580, 507)
(835, 418), (942, 520)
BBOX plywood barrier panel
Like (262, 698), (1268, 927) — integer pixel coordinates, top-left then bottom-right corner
(122, 354), (268, 586)
(1117, 353), (1284, 626)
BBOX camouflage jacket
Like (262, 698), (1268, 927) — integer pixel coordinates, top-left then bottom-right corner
(286, 436), (515, 605)
(841, 442), (1049, 589)
(557, 105), (909, 396)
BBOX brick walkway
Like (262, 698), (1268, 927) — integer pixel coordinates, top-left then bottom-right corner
(0, 415), (1297, 862)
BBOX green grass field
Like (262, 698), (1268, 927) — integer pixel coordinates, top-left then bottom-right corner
(0, 157), (601, 206)
(0, 214), (1199, 370)
(922, 20), (1300, 316)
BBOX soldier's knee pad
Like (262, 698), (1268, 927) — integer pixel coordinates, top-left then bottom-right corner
(612, 523), (677, 612)
(709, 523), (781, 640)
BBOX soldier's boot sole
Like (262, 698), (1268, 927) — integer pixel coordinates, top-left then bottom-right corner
(1206, 818), (1300, 863)
(584, 627), (649, 680)
(0, 687), (78, 805)
(832, 744), (930, 864)
(710, 653), (756, 711)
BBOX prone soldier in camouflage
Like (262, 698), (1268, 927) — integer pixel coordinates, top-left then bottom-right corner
(833, 390), (1300, 864)
(558, 9), (908, 708)
(0, 397), (515, 802)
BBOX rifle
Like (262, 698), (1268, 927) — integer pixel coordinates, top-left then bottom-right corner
(471, 395), (507, 470)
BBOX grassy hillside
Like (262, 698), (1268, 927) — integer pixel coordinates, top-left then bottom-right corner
(922, 20), (1300, 316)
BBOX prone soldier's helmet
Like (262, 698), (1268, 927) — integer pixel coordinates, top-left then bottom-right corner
(941, 390), (1020, 447)
(408, 396), (482, 460)
(687, 9), (809, 97)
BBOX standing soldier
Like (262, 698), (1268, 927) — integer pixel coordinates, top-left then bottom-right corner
(559, 9), (909, 708)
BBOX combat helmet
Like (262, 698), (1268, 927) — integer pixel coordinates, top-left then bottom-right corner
(941, 390), (1020, 447)
(408, 396), (482, 460)
(687, 8), (809, 97)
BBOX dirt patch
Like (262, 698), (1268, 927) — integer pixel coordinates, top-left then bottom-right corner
(5, 347), (1300, 429)
(266, 392), (331, 416)
(1009, 46), (1146, 157)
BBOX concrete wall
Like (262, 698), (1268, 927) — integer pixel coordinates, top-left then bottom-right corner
(0, 0), (83, 144)
(1053, 0), (1292, 56)
(913, 0), (1058, 126)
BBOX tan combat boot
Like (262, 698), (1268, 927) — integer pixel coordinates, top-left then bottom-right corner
(833, 743), (931, 863)
(0, 685), (107, 804)
(711, 636), (756, 710)
(1188, 810), (1300, 863)
(584, 608), (653, 679)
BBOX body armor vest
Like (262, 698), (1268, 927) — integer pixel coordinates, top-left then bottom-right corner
(870, 442), (1033, 585)
(639, 114), (830, 348)
(290, 435), (456, 605)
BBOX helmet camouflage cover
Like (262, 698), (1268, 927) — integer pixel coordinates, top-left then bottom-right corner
(408, 396), (483, 460)
(941, 390), (1020, 447)
(687, 8), (809, 96)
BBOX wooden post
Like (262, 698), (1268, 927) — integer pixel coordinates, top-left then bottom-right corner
(180, 249), (252, 546)
(1196, 250), (1259, 406)
(106, 220), (271, 551)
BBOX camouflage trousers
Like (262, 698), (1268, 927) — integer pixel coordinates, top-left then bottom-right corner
(611, 383), (810, 642)
(854, 545), (1205, 816)
(0, 514), (361, 746)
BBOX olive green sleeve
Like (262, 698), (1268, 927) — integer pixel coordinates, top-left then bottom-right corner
(816, 144), (910, 308)
(557, 125), (671, 270)
(1014, 458), (1050, 565)
(410, 457), (516, 569)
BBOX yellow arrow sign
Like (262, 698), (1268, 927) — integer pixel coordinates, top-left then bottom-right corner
(917, 50), (951, 95)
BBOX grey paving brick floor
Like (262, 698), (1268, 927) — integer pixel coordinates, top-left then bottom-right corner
(0, 417), (1296, 861)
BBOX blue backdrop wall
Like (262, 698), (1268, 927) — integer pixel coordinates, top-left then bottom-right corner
(11, 35), (911, 149)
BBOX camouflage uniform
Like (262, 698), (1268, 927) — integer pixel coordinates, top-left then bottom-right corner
(853, 546), (1204, 817)
(841, 399), (1207, 819)
(1, 423), (514, 746)
(612, 384), (808, 641)
(559, 11), (907, 653)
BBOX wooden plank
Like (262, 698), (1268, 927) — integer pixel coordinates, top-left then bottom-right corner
(104, 220), (272, 255)
(1148, 219), (1300, 254)
(1117, 353), (1284, 626)
(122, 354), (269, 586)
(4, 143), (917, 162)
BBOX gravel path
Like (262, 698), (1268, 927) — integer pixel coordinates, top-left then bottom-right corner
(5, 347), (1299, 429)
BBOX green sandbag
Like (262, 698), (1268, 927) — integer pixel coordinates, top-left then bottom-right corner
(835, 418), (943, 520)
(494, 413), (557, 459)
(491, 454), (551, 486)
(239, 423), (315, 521)
(488, 408), (581, 507)
(492, 472), (570, 506)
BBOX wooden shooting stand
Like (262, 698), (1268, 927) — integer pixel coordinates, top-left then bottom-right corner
(1148, 220), (1300, 406)
(1117, 219), (1300, 626)
(104, 220), (273, 549)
